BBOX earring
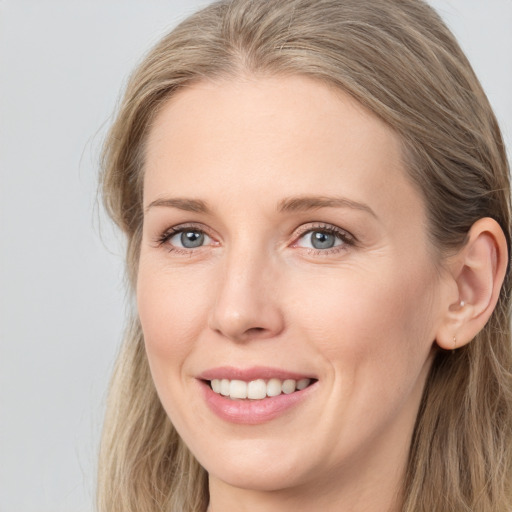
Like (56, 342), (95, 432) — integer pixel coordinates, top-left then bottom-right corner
(452, 335), (457, 353)
(460, 300), (465, 308)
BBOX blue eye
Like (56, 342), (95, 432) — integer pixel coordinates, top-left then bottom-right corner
(295, 226), (351, 251)
(165, 229), (212, 249)
(179, 230), (206, 248)
(308, 231), (338, 249)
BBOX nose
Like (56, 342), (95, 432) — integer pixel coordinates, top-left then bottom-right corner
(208, 248), (285, 342)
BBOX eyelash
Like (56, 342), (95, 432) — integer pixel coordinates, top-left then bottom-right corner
(291, 223), (356, 256)
(154, 222), (356, 255)
(155, 223), (214, 254)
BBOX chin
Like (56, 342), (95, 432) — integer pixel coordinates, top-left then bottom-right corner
(196, 440), (313, 492)
(208, 463), (306, 493)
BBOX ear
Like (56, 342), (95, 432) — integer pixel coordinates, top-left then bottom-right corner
(436, 217), (508, 350)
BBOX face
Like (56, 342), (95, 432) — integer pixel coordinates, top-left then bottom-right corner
(138, 76), (448, 497)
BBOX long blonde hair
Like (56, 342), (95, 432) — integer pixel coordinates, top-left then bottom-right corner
(98, 1), (512, 510)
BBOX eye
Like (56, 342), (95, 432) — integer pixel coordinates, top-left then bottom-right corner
(171, 229), (210, 249)
(293, 224), (354, 252)
(156, 226), (214, 251)
(300, 231), (341, 250)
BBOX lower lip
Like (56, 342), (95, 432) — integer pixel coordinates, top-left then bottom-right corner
(199, 380), (317, 425)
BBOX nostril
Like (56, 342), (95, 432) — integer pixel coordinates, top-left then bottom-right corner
(246, 327), (266, 335)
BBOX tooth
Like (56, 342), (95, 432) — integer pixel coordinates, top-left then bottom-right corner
(229, 379), (247, 399)
(211, 379), (221, 393)
(296, 378), (310, 390)
(247, 379), (267, 399)
(220, 379), (230, 396)
(212, 377), (311, 399)
(266, 378), (282, 397)
(282, 379), (296, 394)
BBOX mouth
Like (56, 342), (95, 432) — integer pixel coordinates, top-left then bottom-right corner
(197, 367), (318, 424)
(207, 377), (317, 400)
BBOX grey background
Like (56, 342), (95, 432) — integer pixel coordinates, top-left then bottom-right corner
(1, 1), (511, 511)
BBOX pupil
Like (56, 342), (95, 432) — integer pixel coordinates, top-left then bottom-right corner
(181, 231), (204, 248)
(311, 231), (335, 249)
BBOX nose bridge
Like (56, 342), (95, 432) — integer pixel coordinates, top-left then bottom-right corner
(209, 237), (284, 341)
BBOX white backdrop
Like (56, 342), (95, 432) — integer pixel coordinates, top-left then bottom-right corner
(1, 1), (511, 511)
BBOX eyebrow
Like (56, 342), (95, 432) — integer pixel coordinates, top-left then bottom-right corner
(145, 194), (376, 218)
(145, 197), (211, 214)
(278, 195), (377, 218)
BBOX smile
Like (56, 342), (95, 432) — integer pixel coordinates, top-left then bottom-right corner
(197, 366), (318, 424)
(210, 378), (313, 400)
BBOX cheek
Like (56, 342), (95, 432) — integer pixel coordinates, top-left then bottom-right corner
(291, 260), (438, 383)
(136, 262), (213, 373)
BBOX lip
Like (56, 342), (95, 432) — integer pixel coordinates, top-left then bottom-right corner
(198, 365), (316, 381)
(197, 366), (318, 425)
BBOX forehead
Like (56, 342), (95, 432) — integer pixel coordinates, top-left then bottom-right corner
(144, 75), (423, 225)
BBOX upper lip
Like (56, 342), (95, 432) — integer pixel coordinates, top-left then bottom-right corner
(197, 366), (316, 382)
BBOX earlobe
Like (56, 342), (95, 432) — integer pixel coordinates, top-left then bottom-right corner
(435, 217), (508, 350)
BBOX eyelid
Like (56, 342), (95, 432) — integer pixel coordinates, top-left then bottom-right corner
(292, 222), (356, 242)
(154, 222), (218, 250)
(290, 222), (357, 253)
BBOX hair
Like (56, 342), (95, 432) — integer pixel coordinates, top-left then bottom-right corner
(98, 1), (512, 511)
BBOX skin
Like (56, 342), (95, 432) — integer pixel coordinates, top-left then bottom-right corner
(137, 75), (457, 512)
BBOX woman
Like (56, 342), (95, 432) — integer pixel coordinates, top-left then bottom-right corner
(98, 0), (512, 511)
